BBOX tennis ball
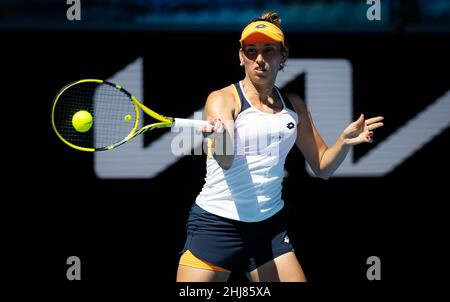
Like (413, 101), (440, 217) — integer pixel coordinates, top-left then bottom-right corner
(72, 110), (93, 132)
(124, 114), (132, 122)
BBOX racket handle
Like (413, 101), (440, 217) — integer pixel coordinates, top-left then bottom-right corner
(172, 118), (210, 129)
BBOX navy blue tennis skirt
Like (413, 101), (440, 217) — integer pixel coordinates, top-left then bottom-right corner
(180, 203), (293, 272)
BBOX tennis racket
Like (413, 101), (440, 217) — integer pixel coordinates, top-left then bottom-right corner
(51, 79), (209, 152)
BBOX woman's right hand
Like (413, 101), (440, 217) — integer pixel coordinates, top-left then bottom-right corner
(197, 118), (225, 135)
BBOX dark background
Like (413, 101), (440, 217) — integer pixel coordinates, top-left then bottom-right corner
(4, 30), (449, 281)
(2, 0), (449, 283)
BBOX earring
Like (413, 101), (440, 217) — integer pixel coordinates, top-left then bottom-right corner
(240, 62), (244, 66)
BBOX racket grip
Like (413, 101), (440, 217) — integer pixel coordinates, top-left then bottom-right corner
(172, 118), (210, 129)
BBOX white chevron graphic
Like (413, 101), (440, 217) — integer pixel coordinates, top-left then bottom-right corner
(95, 58), (450, 178)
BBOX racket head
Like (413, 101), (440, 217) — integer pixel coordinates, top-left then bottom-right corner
(51, 79), (140, 151)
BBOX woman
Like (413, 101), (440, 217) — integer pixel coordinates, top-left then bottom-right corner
(177, 11), (384, 282)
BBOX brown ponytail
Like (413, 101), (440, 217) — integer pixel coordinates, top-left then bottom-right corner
(251, 11), (282, 28)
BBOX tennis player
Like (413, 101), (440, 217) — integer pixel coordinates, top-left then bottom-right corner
(177, 11), (384, 282)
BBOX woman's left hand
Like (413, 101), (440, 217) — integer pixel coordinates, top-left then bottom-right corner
(342, 114), (384, 145)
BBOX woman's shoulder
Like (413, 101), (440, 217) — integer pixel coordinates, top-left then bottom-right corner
(209, 85), (237, 101)
(207, 85), (239, 106)
(205, 85), (239, 114)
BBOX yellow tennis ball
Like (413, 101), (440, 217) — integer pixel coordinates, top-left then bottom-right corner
(124, 114), (132, 122)
(72, 110), (93, 132)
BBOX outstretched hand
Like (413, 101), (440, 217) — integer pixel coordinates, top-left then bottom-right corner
(342, 114), (384, 145)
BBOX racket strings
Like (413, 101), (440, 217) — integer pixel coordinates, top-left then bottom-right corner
(93, 84), (137, 148)
(52, 82), (137, 149)
(53, 82), (96, 149)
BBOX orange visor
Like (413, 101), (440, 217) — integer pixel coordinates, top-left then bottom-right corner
(239, 21), (285, 46)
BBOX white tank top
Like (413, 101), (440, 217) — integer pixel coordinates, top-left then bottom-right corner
(195, 81), (298, 222)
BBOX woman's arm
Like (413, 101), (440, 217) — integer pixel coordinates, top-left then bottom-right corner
(199, 90), (236, 170)
(288, 93), (384, 179)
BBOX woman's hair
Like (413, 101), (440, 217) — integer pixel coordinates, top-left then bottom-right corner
(251, 11), (282, 28)
(250, 11), (287, 71)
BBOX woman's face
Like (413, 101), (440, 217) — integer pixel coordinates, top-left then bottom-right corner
(240, 35), (287, 83)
